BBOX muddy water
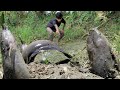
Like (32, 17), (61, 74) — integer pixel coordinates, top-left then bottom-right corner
(35, 40), (89, 65)
(60, 40), (89, 68)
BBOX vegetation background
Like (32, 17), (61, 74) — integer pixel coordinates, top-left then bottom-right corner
(0, 11), (120, 64)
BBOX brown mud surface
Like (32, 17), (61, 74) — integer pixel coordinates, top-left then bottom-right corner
(27, 62), (104, 79)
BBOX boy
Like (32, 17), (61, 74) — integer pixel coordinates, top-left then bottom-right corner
(46, 12), (66, 43)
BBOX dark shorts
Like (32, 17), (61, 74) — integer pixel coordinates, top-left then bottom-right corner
(48, 27), (56, 32)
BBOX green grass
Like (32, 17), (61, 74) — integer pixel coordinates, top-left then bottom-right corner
(3, 12), (120, 51)
(0, 53), (2, 64)
(0, 11), (120, 63)
(1, 12), (98, 43)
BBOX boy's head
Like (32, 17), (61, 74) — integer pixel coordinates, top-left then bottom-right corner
(56, 12), (63, 22)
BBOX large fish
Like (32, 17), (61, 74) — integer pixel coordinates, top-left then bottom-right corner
(0, 25), (30, 79)
(22, 40), (72, 64)
(87, 27), (118, 78)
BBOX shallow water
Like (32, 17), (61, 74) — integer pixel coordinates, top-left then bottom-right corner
(34, 39), (89, 68)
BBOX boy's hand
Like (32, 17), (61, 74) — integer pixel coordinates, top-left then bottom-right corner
(56, 30), (60, 36)
(61, 30), (64, 33)
(60, 30), (64, 37)
(54, 24), (60, 36)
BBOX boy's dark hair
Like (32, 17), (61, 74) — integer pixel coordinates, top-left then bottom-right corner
(56, 12), (63, 19)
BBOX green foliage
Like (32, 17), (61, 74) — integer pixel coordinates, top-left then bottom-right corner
(14, 25), (34, 44)
(0, 11), (119, 54)
(101, 21), (120, 54)
(0, 53), (2, 64)
(44, 59), (50, 64)
(0, 11), (119, 65)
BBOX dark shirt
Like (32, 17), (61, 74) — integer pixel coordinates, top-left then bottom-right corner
(47, 18), (66, 32)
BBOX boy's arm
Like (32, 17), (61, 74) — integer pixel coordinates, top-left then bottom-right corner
(62, 22), (66, 30)
(54, 24), (60, 35)
(53, 20), (60, 35)
(62, 19), (66, 30)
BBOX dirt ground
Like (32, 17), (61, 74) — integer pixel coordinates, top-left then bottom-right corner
(1, 61), (120, 79)
(0, 61), (104, 79)
(27, 61), (104, 79)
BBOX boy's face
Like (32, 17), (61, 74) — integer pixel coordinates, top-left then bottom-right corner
(56, 18), (62, 22)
